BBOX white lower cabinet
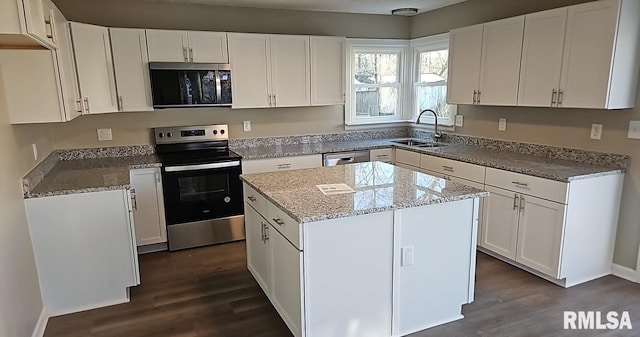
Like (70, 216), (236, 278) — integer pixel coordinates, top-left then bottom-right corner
(370, 147), (394, 163)
(244, 182), (479, 337)
(481, 186), (521, 260)
(24, 189), (140, 316)
(241, 154), (322, 174)
(130, 168), (167, 247)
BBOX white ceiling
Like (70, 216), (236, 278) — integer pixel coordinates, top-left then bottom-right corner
(137, 0), (468, 15)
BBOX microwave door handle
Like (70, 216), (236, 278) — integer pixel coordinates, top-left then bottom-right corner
(215, 69), (222, 105)
(164, 161), (241, 172)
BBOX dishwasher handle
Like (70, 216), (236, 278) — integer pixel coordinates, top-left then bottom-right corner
(323, 151), (370, 166)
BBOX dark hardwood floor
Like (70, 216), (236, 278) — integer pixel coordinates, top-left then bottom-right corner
(44, 242), (640, 337)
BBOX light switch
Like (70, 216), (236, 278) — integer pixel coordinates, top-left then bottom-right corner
(455, 115), (464, 127)
(97, 128), (113, 141)
(243, 120), (251, 132)
(590, 124), (603, 140)
(401, 246), (414, 266)
(498, 118), (507, 131)
(628, 121), (640, 139)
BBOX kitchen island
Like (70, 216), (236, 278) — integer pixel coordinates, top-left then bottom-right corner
(240, 162), (487, 337)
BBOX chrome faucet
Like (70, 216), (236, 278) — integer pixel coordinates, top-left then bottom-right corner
(416, 109), (442, 142)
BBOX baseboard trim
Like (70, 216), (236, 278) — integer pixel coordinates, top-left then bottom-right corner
(31, 308), (49, 337)
(49, 297), (130, 317)
(611, 263), (638, 283)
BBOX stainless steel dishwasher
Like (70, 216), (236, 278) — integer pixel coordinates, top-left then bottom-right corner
(323, 150), (370, 166)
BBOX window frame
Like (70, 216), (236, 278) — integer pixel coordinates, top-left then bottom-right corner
(410, 33), (456, 127)
(345, 39), (411, 126)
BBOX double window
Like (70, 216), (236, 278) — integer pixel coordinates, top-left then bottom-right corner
(346, 34), (456, 126)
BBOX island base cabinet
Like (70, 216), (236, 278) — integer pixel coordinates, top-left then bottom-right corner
(304, 212), (394, 337)
(244, 204), (271, 298)
(25, 189), (140, 316)
(270, 227), (304, 337)
(393, 200), (477, 335)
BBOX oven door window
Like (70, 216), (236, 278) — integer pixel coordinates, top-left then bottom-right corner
(163, 166), (243, 225)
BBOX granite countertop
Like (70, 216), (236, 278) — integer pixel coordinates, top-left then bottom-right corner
(233, 139), (623, 183)
(26, 155), (161, 198)
(240, 162), (488, 224)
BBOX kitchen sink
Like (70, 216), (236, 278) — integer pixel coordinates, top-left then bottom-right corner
(391, 139), (446, 148)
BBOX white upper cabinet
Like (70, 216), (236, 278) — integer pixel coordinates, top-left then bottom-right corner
(228, 33), (272, 108)
(518, 8), (568, 107)
(110, 28), (153, 112)
(478, 16), (525, 106)
(50, 2), (81, 121)
(270, 35), (310, 107)
(559, 0), (639, 109)
(70, 22), (118, 114)
(228, 33), (312, 109)
(186, 31), (228, 63)
(146, 29), (228, 63)
(0, 0), (57, 48)
(447, 24), (483, 105)
(310, 36), (345, 106)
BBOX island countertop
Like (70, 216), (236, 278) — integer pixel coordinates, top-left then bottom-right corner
(240, 161), (488, 224)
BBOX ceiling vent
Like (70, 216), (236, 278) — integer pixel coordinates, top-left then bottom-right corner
(391, 8), (418, 16)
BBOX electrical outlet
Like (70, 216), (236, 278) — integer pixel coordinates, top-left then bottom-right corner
(401, 246), (414, 266)
(32, 144), (38, 160)
(243, 120), (251, 132)
(628, 121), (640, 139)
(498, 118), (507, 131)
(97, 128), (113, 141)
(455, 115), (464, 127)
(590, 124), (603, 140)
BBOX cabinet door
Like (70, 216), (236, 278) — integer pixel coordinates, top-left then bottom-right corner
(244, 205), (271, 294)
(70, 22), (118, 114)
(518, 8), (567, 107)
(310, 36), (345, 106)
(481, 186), (519, 259)
(50, 4), (81, 121)
(110, 28), (153, 112)
(478, 16), (525, 106)
(516, 196), (566, 278)
(228, 33), (271, 108)
(559, 0), (620, 108)
(270, 226), (303, 337)
(447, 24), (483, 104)
(146, 29), (188, 62)
(130, 168), (167, 246)
(23, 0), (50, 47)
(187, 31), (228, 63)
(270, 35), (310, 107)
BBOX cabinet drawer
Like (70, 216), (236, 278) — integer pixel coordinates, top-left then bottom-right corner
(242, 154), (322, 174)
(485, 167), (568, 204)
(266, 202), (302, 250)
(420, 155), (486, 183)
(395, 149), (420, 167)
(243, 184), (267, 215)
(370, 148), (394, 163)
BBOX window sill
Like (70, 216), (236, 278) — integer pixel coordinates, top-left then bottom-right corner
(344, 120), (456, 132)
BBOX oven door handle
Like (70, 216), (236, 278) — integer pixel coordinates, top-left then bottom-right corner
(164, 161), (241, 172)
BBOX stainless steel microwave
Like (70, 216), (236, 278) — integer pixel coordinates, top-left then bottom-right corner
(149, 62), (232, 108)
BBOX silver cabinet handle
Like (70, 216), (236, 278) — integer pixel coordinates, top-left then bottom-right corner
(273, 94), (276, 106)
(83, 97), (90, 114)
(76, 99), (83, 113)
(118, 96), (124, 112)
(272, 218), (285, 226)
(477, 90), (482, 104)
(131, 188), (138, 211)
(551, 89), (558, 106)
(260, 221), (265, 242)
(473, 90), (477, 104)
(264, 223), (269, 242)
(183, 47), (188, 62)
(512, 181), (529, 188)
(247, 196), (256, 202)
(189, 47), (193, 62)
(442, 165), (454, 172)
(558, 89), (564, 106)
(513, 194), (519, 211)
(276, 163), (291, 169)
(519, 196), (525, 212)
(268, 94), (272, 106)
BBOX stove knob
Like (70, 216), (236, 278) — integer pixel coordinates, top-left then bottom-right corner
(213, 130), (218, 135)
(158, 132), (164, 138)
(220, 129), (225, 135)
(167, 132), (173, 138)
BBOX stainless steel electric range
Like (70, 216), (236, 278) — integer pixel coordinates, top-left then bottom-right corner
(154, 124), (244, 251)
